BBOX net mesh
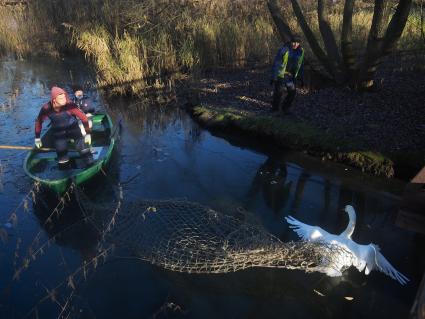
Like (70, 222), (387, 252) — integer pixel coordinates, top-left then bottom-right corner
(75, 186), (352, 275)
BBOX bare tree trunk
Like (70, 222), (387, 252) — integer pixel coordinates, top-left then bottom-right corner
(268, 0), (412, 90)
(267, 0), (293, 42)
(421, 0), (425, 44)
(288, 0), (336, 77)
(381, 0), (412, 55)
(317, 0), (344, 82)
(358, 0), (389, 88)
(341, 0), (357, 82)
(358, 0), (412, 88)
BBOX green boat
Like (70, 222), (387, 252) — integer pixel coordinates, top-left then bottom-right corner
(24, 113), (116, 194)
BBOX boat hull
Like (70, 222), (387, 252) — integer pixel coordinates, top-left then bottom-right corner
(24, 113), (115, 194)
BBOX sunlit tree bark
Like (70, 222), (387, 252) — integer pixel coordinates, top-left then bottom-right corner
(341, 0), (356, 82)
(266, 0), (293, 42)
(318, 0), (344, 82)
(358, 0), (392, 88)
(288, 0), (336, 76)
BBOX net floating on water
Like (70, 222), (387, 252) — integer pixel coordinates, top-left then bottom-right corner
(76, 186), (351, 275)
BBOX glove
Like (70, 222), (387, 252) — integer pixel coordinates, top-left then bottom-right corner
(85, 113), (93, 128)
(84, 134), (92, 146)
(78, 122), (87, 136)
(35, 138), (42, 149)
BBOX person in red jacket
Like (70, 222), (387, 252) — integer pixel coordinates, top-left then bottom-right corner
(34, 86), (94, 168)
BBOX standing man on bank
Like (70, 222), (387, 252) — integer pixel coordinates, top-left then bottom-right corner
(270, 35), (304, 114)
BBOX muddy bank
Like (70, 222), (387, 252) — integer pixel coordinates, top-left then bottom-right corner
(186, 65), (425, 179)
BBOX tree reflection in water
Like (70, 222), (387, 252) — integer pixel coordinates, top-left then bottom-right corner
(247, 157), (292, 214)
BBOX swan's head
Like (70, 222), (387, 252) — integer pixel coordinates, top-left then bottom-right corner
(344, 205), (356, 222)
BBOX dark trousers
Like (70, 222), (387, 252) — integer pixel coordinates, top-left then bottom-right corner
(272, 77), (296, 112)
(53, 125), (92, 164)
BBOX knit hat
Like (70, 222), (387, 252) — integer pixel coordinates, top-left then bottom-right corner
(71, 84), (84, 92)
(51, 86), (67, 102)
(290, 35), (302, 43)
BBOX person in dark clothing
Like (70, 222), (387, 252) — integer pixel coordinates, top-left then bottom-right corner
(34, 86), (94, 168)
(270, 35), (304, 114)
(72, 85), (96, 114)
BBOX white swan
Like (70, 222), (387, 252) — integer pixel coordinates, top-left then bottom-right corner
(285, 205), (409, 285)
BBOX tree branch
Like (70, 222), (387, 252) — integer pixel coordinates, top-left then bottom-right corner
(289, 0), (335, 77)
(368, 0), (389, 47)
(382, 0), (413, 55)
(341, 0), (356, 79)
(358, 0), (392, 87)
(317, 0), (342, 70)
(267, 0), (293, 42)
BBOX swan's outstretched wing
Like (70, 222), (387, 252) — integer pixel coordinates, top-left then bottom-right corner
(285, 216), (331, 241)
(372, 245), (409, 285)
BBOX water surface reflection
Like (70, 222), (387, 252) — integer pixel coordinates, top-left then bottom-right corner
(0, 59), (423, 319)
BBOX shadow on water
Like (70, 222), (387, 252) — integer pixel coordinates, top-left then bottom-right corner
(0, 58), (424, 318)
(31, 147), (121, 260)
(33, 194), (99, 259)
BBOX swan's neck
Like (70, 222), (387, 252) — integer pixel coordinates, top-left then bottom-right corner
(340, 212), (356, 239)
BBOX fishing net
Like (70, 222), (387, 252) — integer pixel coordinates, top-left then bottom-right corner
(75, 186), (352, 275)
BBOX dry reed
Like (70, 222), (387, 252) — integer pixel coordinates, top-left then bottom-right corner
(0, 0), (422, 95)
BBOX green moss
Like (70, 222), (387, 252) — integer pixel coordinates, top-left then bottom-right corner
(191, 105), (397, 178)
(341, 151), (394, 177)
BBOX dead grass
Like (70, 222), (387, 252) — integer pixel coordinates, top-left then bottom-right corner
(0, 0), (422, 95)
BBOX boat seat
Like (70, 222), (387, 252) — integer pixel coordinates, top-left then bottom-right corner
(33, 147), (103, 161)
(92, 122), (106, 132)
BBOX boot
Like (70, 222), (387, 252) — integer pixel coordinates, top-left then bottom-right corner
(58, 156), (71, 170)
(84, 155), (96, 167)
(82, 153), (95, 168)
(80, 148), (95, 168)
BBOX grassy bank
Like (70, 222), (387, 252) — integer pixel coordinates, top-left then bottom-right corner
(0, 1), (423, 95)
(189, 105), (401, 178)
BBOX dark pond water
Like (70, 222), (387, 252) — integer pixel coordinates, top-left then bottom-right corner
(0, 58), (424, 319)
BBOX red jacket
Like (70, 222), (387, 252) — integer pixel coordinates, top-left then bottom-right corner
(35, 102), (91, 138)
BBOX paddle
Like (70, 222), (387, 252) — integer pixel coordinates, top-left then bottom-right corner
(0, 145), (98, 154)
(0, 145), (55, 152)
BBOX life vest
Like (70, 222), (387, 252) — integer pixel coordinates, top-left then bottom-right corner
(46, 103), (78, 131)
(277, 46), (304, 79)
